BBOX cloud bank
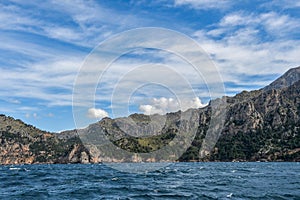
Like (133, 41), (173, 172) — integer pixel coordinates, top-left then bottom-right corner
(87, 108), (109, 119)
(139, 97), (207, 115)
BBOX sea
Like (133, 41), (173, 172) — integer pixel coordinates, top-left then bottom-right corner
(1, 162), (299, 199)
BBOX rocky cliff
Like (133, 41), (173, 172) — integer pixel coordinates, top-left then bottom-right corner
(181, 67), (300, 162)
(0, 115), (90, 164)
(0, 66), (299, 164)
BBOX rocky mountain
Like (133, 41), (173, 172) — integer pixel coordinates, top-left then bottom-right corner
(205, 79), (299, 161)
(0, 66), (299, 164)
(264, 66), (300, 91)
(0, 115), (90, 164)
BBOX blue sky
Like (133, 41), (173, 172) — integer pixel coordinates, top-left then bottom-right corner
(1, 0), (299, 132)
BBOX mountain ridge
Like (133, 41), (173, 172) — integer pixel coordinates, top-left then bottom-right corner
(1, 66), (299, 164)
(264, 66), (300, 91)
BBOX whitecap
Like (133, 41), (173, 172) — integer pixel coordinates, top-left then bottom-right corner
(226, 193), (233, 198)
(9, 167), (21, 170)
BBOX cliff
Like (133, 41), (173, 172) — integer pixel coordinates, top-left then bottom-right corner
(0, 115), (90, 164)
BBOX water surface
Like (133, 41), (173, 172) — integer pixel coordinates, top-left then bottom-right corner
(1, 162), (299, 199)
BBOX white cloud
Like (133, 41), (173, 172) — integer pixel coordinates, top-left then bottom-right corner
(43, 26), (82, 42)
(263, 0), (300, 9)
(218, 11), (299, 38)
(87, 108), (109, 119)
(0, 3), (41, 32)
(139, 97), (207, 115)
(193, 10), (300, 88)
(0, 0), (142, 47)
(50, 0), (143, 45)
(6, 99), (21, 104)
(0, 1), (157, 111)
(174, 0), (232, 10)
(219, 12), (257, 27)
(0, 57), (83, 107)
(260, 12), (299, 36)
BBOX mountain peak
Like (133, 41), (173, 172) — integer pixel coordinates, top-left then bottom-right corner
(264, 66), (300, 91)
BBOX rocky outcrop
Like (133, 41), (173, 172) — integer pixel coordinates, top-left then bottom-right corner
(0, 115), (91, 164)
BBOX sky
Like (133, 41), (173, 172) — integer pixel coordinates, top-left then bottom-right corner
(0, 0), (299, 132)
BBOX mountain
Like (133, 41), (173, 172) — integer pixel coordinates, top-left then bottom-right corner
(0, 115), (90, 164)
(206, 79), (300, 161)
(264, 66), (300, 91)
(0, 67), (299, 164)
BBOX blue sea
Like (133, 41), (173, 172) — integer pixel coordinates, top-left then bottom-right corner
(1, 162), (299, 199)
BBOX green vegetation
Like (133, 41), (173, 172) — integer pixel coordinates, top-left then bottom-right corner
(112, 131), (176, 153)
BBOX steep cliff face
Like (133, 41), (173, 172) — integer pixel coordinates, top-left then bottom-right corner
(0, 67), (299, 164)
(207, 80), (300, 162)
(0, 115), (90, 164)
